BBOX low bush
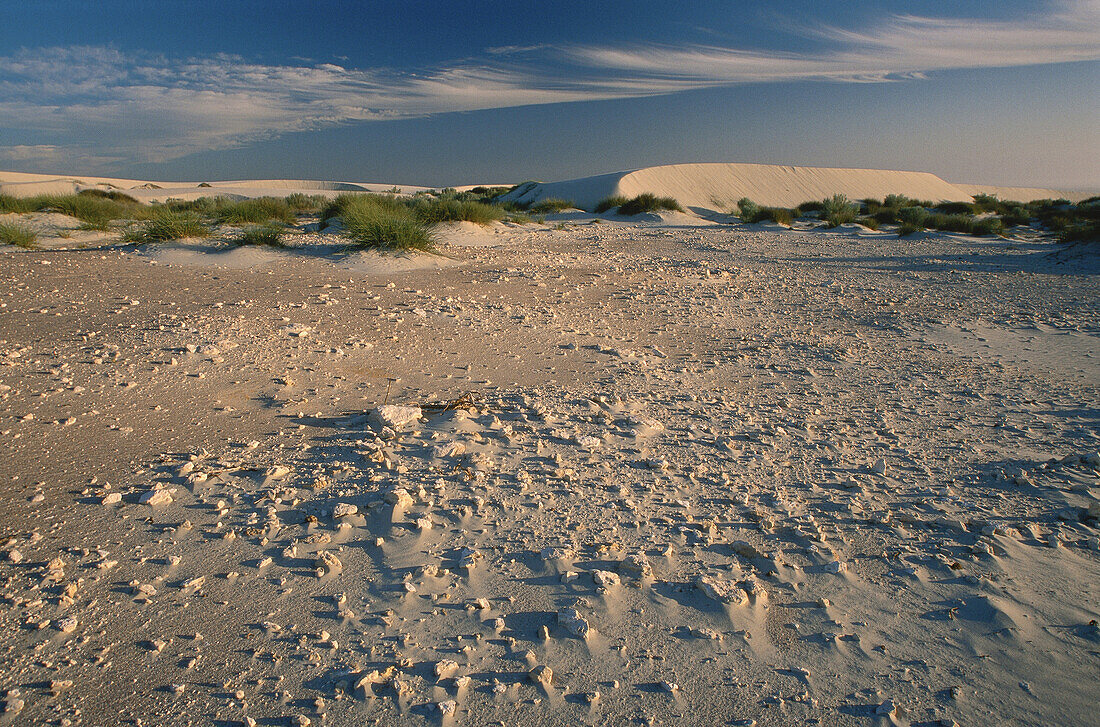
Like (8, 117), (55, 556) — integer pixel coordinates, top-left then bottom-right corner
(934, 201), (976, 216)
(737, 198), (761, 222)
(736, 198), (792, 225)
(856, 216), (881, 230)
(896, 206), (929, 229)
(796, 200), (824, 215)
(0, 222), (37, 248)
(821, 194), (858, 227)
(594, 195), (628, 213)
(617, 193), (682, 216)
(530, 198), (575, 213)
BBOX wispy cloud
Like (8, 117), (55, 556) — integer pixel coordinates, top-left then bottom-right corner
(1, 2), (1096, 171)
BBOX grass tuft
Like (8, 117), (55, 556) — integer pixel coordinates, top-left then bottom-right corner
(215, 197), (296, 225)
(594, 195), (629, 213)
(124, 210), (210, 243)
(410, 198), (504, 225)
(238, 224), (288, 248)
(0, 222), (38, 248)
(617, 193), (683, 216)
(339, 195), (435, 251)
(529, 198), (574, 214)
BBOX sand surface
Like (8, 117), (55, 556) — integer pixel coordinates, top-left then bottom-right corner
(1, 211), (1098, 727)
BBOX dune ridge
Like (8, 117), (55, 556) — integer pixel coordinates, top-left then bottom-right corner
(501, 162), (1080, 212)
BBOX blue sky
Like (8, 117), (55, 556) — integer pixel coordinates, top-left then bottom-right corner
(0, 0), (1097, 188)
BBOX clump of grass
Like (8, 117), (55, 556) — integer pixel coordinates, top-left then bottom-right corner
(617, 193), (683, 216)
(0, 222), (38, 248)
(338, 195), (435, 251)
(821, 194), (858, 228)
(284, 193), (327, 213)
(216, 197), (296, 225)
(124, 210), (210, 243)
(78, 188), (140, 204)
(410, 198), (504, 225)
(856, 216), (881, 230)
(530, 198), (574, 214)
(238, 224), (288, 248)
(594, 195), (629, 213)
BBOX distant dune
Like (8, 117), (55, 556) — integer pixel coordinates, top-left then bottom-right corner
(499, 163), (1082, 212)
(0, 171), (430, 202)
(0, 164), (1082, 210)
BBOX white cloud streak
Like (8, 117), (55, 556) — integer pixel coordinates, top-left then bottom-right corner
(1, 2), (1096, 169)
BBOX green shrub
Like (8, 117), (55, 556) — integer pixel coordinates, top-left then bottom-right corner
(763, 207), (794, 226)
(796, 200), (824, 215)
(897, 206), (929, 229)
(897, 223), (921, 237)
(125, 210), (210, 243)
(970, 217), (1005, 236)
(873, 208), (899, 224)
(594, 195), (628, 213)
(856, 216), (881, 230)
(216, 197), (296, 224)
(238, 224), (287, 247)
(821, 194), (858, 227)
(617, 193), (683, 216)
(927, 213), (976, 234)
(999, 205), (1030, 227)
(339, 195), (435, 251)
(883, 194), (932, 209)
(0, 222), (37, 248)
(505, 212), (535, 224)
(1058, 220), (1100, 243)
(737, 198), (761, 222)
(934, 201), (976, 216)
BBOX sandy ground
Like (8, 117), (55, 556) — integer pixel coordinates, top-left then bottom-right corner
(1, 213), (1099, 727)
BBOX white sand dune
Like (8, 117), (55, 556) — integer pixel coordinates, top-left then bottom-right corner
(500, 162), (1080, 212)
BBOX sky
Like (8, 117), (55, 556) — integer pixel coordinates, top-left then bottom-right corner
(0, 0), (1097, 188)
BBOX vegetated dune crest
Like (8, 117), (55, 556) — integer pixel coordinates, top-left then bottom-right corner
(500, 162), (1081, 212)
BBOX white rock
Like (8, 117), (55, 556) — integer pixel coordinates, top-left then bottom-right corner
(695, 576), (748, 605)
(871, 459), (887, 475)
(372, 405), (422, 430)
(436, 699), (457, 716)
(383, 488), (414, 509)
(592, 570), (621, 588)
(139, 489), (173, 506)
(618, 553), (653, 580)
(557, 607), (593, 639)
(102, 492), (122, 505)
(528, 665), (553, 685)
(332, 503), (358, 519)
(435, 660), (460, 679)
(56, 617), (78, 633)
